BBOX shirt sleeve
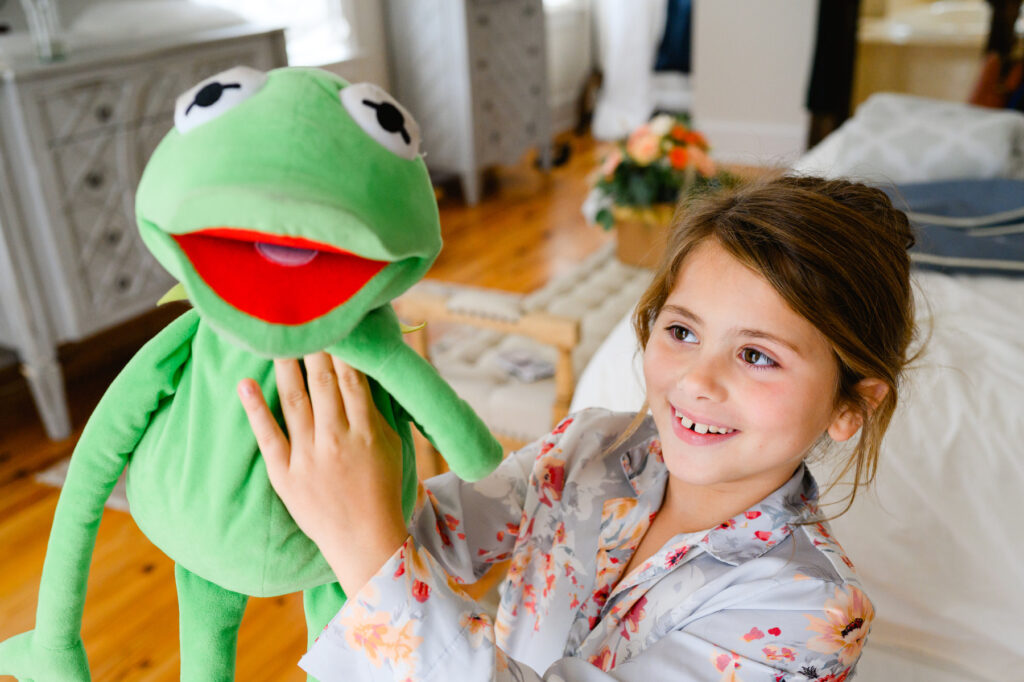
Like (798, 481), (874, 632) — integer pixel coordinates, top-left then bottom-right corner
(300, 535), (863, 681)
(398, 430), (540, 584)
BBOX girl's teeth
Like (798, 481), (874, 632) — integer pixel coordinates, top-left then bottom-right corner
(673, 409), (733, 435)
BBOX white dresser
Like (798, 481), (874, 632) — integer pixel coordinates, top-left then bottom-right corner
(0, 25), (287, 439)
(382, 0), (552, 205)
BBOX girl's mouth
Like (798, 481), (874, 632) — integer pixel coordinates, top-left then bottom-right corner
(674, 409), (735, 435)
(671, 407), (739, 445)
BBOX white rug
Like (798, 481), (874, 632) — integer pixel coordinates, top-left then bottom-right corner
(35, 458), (130, 512)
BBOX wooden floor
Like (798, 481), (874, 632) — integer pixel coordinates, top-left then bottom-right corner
(0, 132), (612, 681)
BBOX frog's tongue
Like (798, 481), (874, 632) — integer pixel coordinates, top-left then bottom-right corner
(174, 228), (387, 325)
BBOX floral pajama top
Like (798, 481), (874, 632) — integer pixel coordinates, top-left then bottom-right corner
(300, 408), (873, 681)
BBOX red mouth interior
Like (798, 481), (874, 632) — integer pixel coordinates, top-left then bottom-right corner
(174, 228), (388, 325)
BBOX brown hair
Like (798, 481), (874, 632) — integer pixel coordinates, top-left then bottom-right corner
(631, 175), (917, 519)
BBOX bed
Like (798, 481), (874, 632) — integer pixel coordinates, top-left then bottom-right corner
(570, 93), (1024, 680)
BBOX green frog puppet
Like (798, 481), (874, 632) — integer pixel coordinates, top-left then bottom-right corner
(0, 66), (503, 681)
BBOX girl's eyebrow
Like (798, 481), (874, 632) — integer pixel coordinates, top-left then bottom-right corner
(661, 304), (803, 355)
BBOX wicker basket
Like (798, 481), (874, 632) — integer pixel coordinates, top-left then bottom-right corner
(611, 204), (676, 269)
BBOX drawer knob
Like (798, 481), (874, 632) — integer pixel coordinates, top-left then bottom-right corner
(85, 171), (104, 189)
(95, 105), (113, 123)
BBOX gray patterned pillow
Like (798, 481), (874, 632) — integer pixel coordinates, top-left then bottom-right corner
(795, 93), (1024, 183)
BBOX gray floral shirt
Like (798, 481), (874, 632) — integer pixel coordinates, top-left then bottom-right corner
(301, 408), (872, 681)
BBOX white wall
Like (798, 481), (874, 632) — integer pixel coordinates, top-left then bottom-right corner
(691, 0), (818, 166)
(322, 0), (390, 88)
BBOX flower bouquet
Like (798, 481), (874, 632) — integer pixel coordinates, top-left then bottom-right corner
(583, 114), (738, 267)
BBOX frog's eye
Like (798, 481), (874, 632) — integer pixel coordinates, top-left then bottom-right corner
(340, 83), (421, 160)
(174, 66), (267, 134)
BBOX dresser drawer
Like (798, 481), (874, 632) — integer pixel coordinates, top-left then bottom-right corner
(36, 78), (131, 144)
(48, 129), (173, 319)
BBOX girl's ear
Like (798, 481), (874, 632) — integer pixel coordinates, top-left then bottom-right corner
(827, 378), (889, 442)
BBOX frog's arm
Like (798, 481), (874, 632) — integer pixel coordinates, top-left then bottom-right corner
(328, 305), (503, 481)
(0, 309), (200, 682)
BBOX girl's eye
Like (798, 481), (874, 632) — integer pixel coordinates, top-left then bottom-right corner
(339, 82), (421, 159)
(667, 325), (697, 343)
(741, 348), (778, 368)
(174, 66), (267, 133)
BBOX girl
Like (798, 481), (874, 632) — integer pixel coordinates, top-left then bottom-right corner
(237, 175), (916, 680)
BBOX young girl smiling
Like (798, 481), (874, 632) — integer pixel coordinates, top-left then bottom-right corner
(238, 175), (916, 680)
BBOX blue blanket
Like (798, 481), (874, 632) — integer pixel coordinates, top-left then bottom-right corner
(884, 179), (1024, 276)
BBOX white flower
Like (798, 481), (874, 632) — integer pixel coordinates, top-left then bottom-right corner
(581, 188), (612, 224)
(649, 114), (675, 137)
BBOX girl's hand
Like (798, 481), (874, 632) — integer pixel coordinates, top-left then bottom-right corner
(237, 353), (409, 596)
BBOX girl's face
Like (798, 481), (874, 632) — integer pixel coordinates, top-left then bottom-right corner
(643, 239), (852, 497)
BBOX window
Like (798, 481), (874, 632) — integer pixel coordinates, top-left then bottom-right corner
(193, 0), (354, 66)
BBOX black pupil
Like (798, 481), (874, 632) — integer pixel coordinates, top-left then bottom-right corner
(362, 98), (411, 145)
(187, 81), (242, 115)
(374, 102), (404, 132)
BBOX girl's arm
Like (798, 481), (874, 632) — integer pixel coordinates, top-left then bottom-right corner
(300, 538), (863, 681)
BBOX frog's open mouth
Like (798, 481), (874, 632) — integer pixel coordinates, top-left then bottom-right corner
(173, 228), (388, 325)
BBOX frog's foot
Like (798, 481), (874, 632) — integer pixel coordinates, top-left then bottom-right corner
(0, 630), (91, 681)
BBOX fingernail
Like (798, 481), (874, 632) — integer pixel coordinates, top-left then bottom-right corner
(238, 380), (255, 398)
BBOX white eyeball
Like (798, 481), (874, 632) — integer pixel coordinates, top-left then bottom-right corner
(174, 66), (268, 133)
(340, 83), (421, 160)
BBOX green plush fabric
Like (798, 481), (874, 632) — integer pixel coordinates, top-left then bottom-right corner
(0, 66), (502, 681)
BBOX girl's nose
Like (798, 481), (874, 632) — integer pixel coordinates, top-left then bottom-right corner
(677, 351), (727, 402)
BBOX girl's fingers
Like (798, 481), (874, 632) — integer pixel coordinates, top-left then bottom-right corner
(237, 378), (290, 482)
(304, 352), (349, 437)
(274, 358), (314, 444)
(331, 356), (374, 432)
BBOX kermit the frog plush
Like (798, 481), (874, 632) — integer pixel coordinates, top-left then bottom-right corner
(0, 66), (503, 681)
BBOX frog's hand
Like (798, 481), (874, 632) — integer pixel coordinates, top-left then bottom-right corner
(328, 306), (503, 481)
(0, 309), (200, 681)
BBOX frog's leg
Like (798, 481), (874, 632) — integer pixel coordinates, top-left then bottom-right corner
(302, 582), (346, 646)
(0, 310), (201, 682)
(175, 563), (249, 681)
(301, 582), (347, 682)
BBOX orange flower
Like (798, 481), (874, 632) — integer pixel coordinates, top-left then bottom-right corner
(670, 123), (689, 141)
(684, 130), (709, 149)
(588, 645), (616, 671)
(536, 455), (567, 506)
(626, 125), (661, 165)
(669, 146), (689, 170)
(688, 146), (717, 177)
(805, 585), (875, 666)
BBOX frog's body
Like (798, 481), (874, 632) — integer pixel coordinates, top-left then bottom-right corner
(0, 67), (502, 681)
(127, 314), (419, 596)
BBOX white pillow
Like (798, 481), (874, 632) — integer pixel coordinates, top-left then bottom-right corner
(790, 93), (1024, 183)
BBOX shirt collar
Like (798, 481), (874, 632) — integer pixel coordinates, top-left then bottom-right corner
(617, 424), (821, 566)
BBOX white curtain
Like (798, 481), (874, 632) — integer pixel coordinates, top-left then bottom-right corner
(591, 0), (667, 140)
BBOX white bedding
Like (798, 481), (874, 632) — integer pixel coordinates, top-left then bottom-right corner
(570, 269), (1024, 681)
